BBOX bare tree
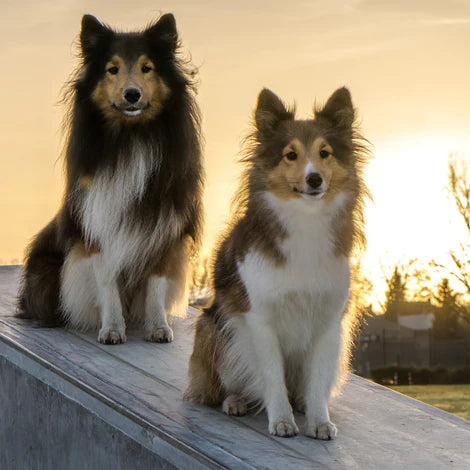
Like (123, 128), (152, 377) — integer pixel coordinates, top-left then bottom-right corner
(434, 153), (470, 324)
(449, 153), (470, 232)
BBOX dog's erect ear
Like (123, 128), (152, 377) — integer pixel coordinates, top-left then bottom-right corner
(80, 15), (110, 59)
(145, 13), (178, 52)
(255, 89), (294, 134)
(316, 87), (354, 129)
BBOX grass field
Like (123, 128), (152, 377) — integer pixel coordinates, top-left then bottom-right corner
(389, 384), (470, 421)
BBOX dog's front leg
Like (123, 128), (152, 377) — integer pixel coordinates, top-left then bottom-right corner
(304, 319), (343, 440)
(93, 255), (126, 344)
(247, 311), (298, 437)
(144, 275), (174, 343)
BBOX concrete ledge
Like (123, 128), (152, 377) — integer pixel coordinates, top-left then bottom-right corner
(0, 353), (181, 470)
(1, 266), (469, 469)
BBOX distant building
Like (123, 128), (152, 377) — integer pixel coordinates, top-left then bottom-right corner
(352, 302), (469, 376)
(360, 314), (415, 341)
(394, 301), (435, 333)
(398, 313), (433, 331)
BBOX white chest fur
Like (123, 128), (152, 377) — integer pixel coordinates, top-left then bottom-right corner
(80, 143), (156, 232)
(77, 142), (180, 279)
(237, 192), (351, 352)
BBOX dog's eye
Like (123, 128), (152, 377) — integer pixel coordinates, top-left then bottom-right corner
(141, 65), (152, 73)
(320, 149), (330, 159)
(107, 66), (119, 75)
(285, 151), (297, 161)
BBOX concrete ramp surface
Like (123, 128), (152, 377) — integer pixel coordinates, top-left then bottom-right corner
(1, 266), (469, 469)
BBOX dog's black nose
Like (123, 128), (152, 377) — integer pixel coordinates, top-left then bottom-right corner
(306, 172), (323, 189)
(124, 88), (141, 104)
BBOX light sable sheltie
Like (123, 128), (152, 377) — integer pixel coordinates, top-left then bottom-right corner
(18, 14), (203, 344)
(186, 87), (369, 439)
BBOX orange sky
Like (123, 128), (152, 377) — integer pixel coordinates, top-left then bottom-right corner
(1, 1), (470, 300)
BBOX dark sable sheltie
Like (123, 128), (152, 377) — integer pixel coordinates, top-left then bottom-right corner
(186, 88), (369, 439)
(18, 14), (203, 345)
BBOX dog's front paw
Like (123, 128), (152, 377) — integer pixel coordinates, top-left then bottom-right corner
(98, 327), (126, 345)
(305, 421), (337, 440)
(222, 395), (247, 416)
(269, 418), (299, 438)
(146, 325), (174, 343)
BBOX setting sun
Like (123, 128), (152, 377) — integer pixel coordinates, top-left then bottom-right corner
(363, 134), (470, 289)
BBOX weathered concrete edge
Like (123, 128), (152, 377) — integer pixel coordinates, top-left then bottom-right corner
(0, 334), (254, 470)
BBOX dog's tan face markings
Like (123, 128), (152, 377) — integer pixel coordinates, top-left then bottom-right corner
(267, 136), (343, 201)
(267, 138), (305, 199)
(92, 54), (170, 123)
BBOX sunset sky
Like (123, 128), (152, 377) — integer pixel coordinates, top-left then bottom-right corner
(1, 1), (470, 303)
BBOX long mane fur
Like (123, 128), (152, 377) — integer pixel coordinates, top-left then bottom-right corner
(18, 16), (204, 324)
(63, 19), (203, 258)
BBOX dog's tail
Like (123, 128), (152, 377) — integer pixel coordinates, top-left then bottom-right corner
(185, 307), (224, 406)
(17, 217), (65, 327)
